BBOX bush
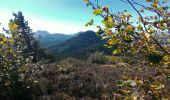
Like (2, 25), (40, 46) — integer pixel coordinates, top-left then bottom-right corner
(0, 13), (40, 100)
(87, 51), (105, 64)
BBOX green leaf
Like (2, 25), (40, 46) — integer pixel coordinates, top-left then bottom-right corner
(102, 16), (114, 28)
(107, 46), (113, 48)
(85, 22), (89, 27)
(123, 36), (132, 43)
(113, 49), (118, 54)
(89, 19), (94, 25)
(93, 8), (102, 16)
(85, 19), (94, 27)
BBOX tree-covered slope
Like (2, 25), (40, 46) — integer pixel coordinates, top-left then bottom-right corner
(50, 30), (112, 59)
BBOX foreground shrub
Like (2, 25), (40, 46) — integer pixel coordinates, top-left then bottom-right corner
(0, 12), (41, 100)
(84, 0), (170, 99)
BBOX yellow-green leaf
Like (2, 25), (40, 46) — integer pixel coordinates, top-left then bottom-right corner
(93, 9), (102, 16)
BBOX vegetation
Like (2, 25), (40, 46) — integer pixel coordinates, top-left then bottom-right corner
(22, 58), (170, 100)
(87, 51), (105, 64)
(50, 30), (112, 60)
(0, 12), (52, 100)
(84, 0), (170, 99)
(0, 14), (33, 100)
(0, 0), (170, 100)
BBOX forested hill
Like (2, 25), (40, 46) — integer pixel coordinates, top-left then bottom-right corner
(49, 30), (112, 59)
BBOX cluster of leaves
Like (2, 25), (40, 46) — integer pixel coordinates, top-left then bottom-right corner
(84, 0), (170, 99)
(85, 0), (170, 64)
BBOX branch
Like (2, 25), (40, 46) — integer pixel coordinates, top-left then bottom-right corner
(121, 0), (166, 20)
(126, 0), (169, 55)
(88, 0), (105, 18)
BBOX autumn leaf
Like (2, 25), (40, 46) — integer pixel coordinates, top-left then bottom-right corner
(93, 8), (102, 16)
(125, 25), (134, 34)
(144, 32), (150, 40)
(84, 0), (89, 4)
(102, 16), (114, 28)
(137, 24), (143, 30)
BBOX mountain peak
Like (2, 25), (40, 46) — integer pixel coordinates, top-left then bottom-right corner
(50, 30), (111, 59)
(34, 30), (73, 47)
(34, 30), (50, 37)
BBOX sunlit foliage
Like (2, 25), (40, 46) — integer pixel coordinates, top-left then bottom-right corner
(0, 13), (38, 100)
(84, 0), (170, 99)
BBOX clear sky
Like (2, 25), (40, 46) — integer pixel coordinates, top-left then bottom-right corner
(0, 0), (164, 34)
(0, 0), (94, 34)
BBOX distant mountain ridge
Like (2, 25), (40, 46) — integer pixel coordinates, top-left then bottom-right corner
(34, 30), (73, 47)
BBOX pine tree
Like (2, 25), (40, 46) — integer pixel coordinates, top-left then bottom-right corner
(10, 11), (45, 62)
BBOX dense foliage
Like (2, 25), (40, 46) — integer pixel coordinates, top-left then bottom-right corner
(84, 0), (170, 99)
(0, 19), (33, 100)
(0, 12), (47, 100)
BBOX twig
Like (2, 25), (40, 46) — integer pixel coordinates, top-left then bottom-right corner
(126, 0), (169, 55)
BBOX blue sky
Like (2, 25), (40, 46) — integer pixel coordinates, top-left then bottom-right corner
(0, 0), (166, 34)
(0, 0), (93, 34)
